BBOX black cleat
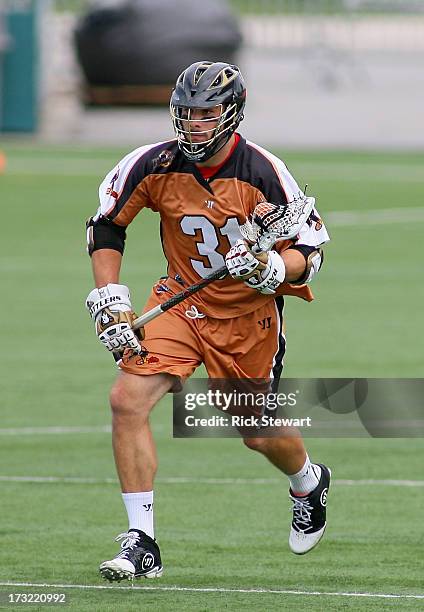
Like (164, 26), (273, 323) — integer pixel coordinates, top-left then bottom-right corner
(99, 530), (163, 581)
(289, 463), (331, 554)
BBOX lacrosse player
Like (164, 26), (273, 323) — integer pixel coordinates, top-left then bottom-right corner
(86, 61), (331, 581)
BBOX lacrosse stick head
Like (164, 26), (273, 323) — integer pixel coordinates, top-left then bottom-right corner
(240, 194), (315, 251)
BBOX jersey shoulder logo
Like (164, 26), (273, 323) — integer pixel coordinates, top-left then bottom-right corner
(106, 167), (120, 198)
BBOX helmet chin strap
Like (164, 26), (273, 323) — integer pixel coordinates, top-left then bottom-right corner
(183, 137), (228, 163)
(186, 130), (229, 163)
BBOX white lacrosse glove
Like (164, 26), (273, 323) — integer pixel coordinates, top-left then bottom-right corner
(85, 284), (144, 354)
(225, 239), (264, 280)
(226, 240), (286, 295)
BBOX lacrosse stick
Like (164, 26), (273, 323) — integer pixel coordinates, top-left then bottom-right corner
(113, 193), (315, 362)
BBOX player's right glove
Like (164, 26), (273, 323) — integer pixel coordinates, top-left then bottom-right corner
(85, 284), (144, 354)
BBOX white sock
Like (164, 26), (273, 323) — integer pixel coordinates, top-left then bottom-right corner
(288, 456), (321, 496)
(122, 491), (154, 539)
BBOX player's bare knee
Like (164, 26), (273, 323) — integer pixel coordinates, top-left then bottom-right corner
(109, 383), (134, 417)
(109, 378), (154, 418)
(109, 385), (125, 415)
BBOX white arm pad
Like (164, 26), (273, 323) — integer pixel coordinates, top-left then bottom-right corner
(290, 249), (323, 285)
(303, 250), (322, 284)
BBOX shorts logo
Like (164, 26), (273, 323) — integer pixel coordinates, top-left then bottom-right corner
(320, 488), (328, 507)
(123, 346), (159, 366)
(134, 351), (160, 367)
(258, 316), (271, 330)
(141, 553), (155, 570)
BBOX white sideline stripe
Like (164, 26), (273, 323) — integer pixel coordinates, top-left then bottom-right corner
(326, 206), (424, 227)
(0, 426), (111, 435)
(0, 582), (422, 600)
(0, 475), (423, 487)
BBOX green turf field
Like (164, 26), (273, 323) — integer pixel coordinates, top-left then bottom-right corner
(0, 144), (423, 610)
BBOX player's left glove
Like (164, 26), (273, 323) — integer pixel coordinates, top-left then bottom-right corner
(225, 239), (263, 279)
(225, 239), (286, 295)
(85, 284), (144, 354)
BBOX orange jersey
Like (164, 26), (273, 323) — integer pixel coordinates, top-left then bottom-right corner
(93, 136), (330, 318)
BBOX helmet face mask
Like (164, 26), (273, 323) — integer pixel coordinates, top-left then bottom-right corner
(170, 61), (246, 163)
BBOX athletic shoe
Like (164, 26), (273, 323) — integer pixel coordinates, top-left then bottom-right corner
(289, 463), (331, 555)
(99, 529), (163, 581)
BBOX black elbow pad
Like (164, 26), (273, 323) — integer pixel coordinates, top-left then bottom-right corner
(86, 216), (127, 256)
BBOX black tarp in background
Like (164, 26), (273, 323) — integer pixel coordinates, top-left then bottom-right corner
(74, 0), (242, 88)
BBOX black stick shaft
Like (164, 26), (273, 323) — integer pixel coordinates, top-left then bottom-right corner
(133, 265), (228, 328)
(112, 265), (228, 363)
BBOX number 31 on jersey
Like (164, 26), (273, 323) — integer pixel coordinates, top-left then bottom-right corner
(180, 215), (241, 278)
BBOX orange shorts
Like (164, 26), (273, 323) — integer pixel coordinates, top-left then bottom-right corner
(120, 282), (286, 387)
